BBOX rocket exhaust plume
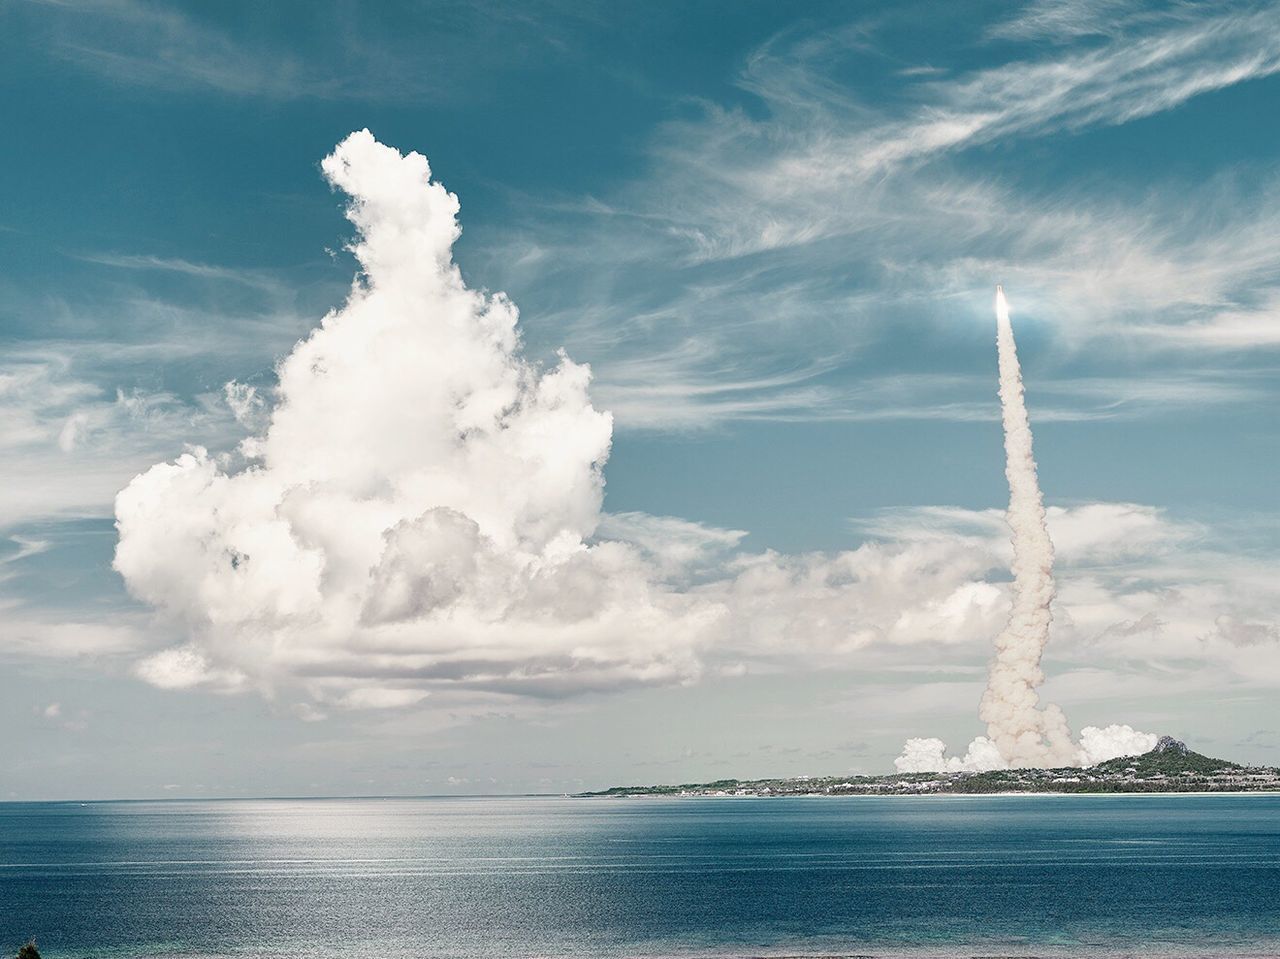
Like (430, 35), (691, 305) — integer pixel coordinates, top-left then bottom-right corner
(979, 286), (1077, 767)
(893, 287), (1157, 773)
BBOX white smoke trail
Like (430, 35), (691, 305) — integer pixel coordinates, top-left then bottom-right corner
(894, 288), (1156, 772)
(978, 286), (1078, 767)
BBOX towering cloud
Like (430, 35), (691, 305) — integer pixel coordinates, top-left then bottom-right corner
(114, 131), (722, 703)
(895, 289), (1156, 771)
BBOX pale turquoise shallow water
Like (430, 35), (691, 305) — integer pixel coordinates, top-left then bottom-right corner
(2, 794), (1278, 958)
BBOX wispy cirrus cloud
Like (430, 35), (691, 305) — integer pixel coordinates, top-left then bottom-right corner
(0, 278), (316, 530)
(73, 252), (290, 296)
(461, 0), (1280, 438)
(0, 226), (339, 529)
(907, 2), (1280, 158)
(990, 0), (1209, 43)
(21, 0), (314, 97)
(627, 1), (1280, 258)
(16, 0), (601, 101)
(0, 350), (238, 528)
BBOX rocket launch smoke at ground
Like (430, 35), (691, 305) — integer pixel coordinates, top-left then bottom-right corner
(895, 289), (1157, 773)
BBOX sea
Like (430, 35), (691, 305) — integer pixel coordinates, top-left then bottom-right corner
(2, 794), (1278, 958)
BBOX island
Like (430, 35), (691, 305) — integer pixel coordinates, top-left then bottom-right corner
(584, 737), (1280, 797)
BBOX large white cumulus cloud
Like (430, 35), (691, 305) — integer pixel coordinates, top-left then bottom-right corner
(114, 131), (721, 702)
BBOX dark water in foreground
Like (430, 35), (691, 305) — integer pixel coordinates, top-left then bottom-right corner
(2, 794), (1278, 958)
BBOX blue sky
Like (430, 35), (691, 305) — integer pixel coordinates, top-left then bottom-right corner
(3, 0), (1280, 799)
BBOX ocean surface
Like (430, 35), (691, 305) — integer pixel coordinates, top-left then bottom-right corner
(2, 794), (1278, 958)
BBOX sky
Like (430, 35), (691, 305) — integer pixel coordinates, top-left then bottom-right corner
(2, 0), (1280, 800)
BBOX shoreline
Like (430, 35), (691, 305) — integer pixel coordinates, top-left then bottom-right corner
(582, 789), (1280, 799)
(5, 789), (1279, 805)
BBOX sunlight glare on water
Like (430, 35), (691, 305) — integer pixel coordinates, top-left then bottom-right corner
(3, 795), (1279, 958)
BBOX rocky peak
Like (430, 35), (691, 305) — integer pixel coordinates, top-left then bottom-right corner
(1153, 735), (1188, 755)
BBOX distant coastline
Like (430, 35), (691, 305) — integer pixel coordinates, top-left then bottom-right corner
(584, 737), (1280, 798)
(582, 789), (1280, 800)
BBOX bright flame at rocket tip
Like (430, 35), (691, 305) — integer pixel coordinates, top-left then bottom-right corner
(995, 284), (1009, 320)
